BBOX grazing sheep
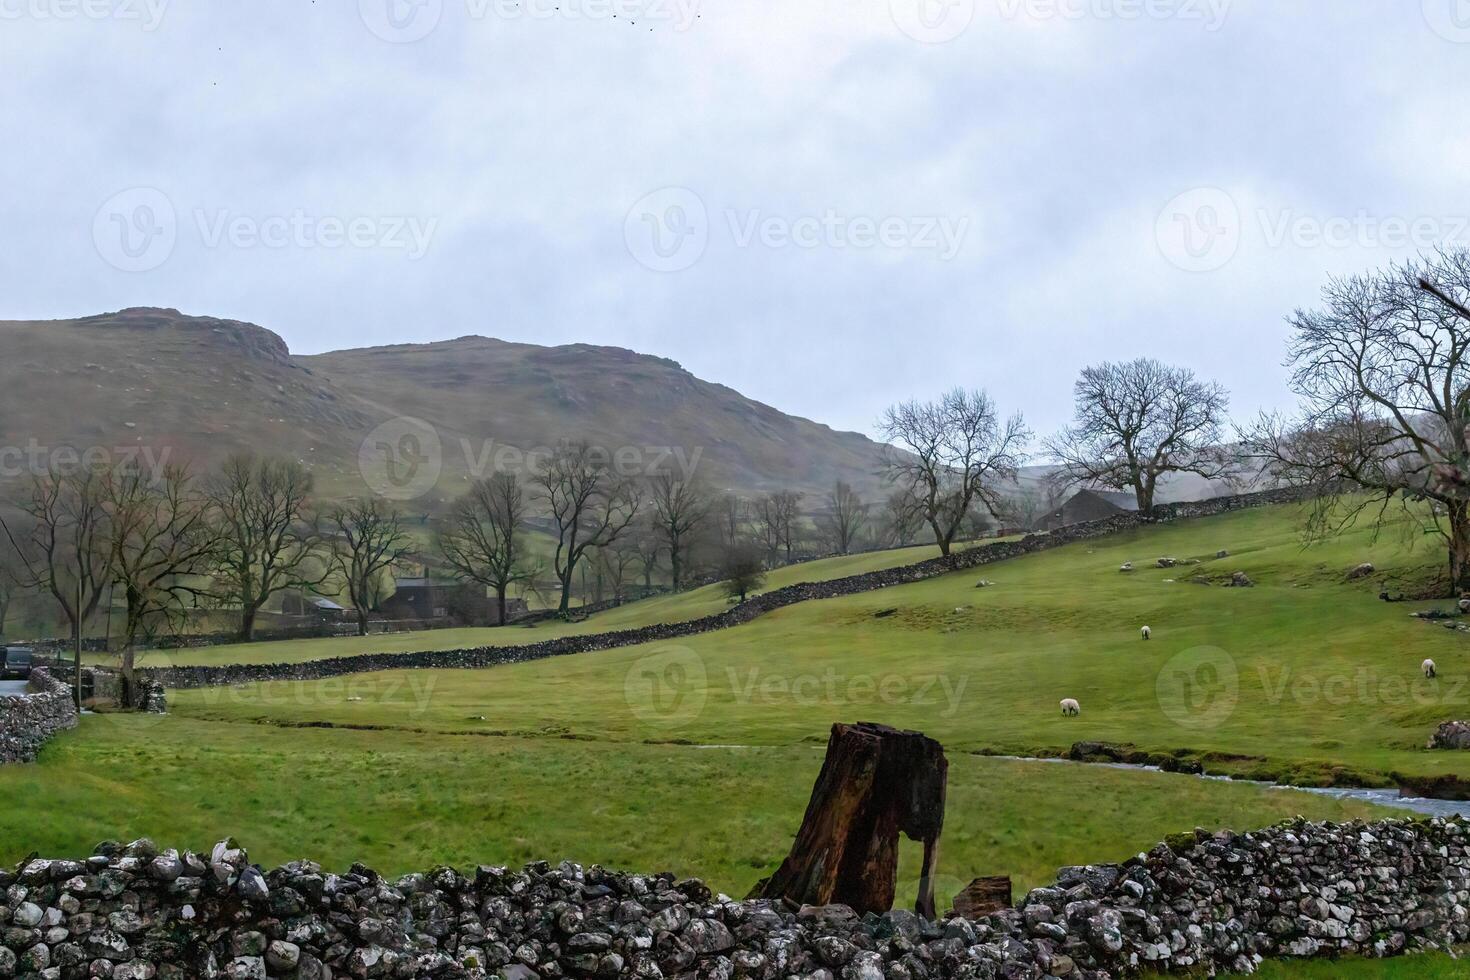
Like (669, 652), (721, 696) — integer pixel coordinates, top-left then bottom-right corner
(1060, 698), (1081, 716)
(1141, 625), (1152, 640)
(1424, 659), (1438, 679)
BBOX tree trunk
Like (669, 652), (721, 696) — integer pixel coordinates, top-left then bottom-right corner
(750, 722), (948, 918)
(120, 644), (136, 707)
(558, 573), (573, 615)
(671, 546), (682, 591)
(496, 586), (508, 626)
(932, 519), (952, 557)
(1133, 478), (1154, 514)
(1449, 500), (1470, 596)
(356, 609), (368, 636)
(239, 603), (258, 642)
(952, 877), (1012, 918)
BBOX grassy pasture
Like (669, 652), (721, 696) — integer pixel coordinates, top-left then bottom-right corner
(172, 503), (1470, 785)
(2, 716), (1389, 901)
(115, 539), (971, 667)
(12, 502), (1470, 977)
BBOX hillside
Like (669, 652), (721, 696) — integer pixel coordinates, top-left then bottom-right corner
(0, 308), (890, 504)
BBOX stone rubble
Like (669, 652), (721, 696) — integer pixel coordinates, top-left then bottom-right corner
(2, 816), (1466, 979)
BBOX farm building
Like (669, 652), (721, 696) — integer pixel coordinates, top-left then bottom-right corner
(375, 577), (527, 626)
(1039, 488), (1140, 530)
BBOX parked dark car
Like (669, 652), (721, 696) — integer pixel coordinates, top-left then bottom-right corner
(2, 647), (33, 680)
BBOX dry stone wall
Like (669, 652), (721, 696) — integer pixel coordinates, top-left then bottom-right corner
(146, 487), (1312, 691)
(0, 815), (1464, 979)
(0, 668), (78, 764)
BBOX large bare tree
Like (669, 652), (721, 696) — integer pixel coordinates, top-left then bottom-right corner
(327, 499), (413, 635)
(1045, 358), (1230, 512)
(879, 388), (1029, 556)
(1, 465), (112, 663)
(104, 463), (218, 692)
(437, 473), (536, 625)
(537, 442), (642, 614)
(1245, 248), (1470, 593)
(207, 454), (322, 640)
(818, 481), (869, 555)
(648, 471), (711, 591)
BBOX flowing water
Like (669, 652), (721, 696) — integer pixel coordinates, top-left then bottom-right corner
(990, 755), (1470, 820)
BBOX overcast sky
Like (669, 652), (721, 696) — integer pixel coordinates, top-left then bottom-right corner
(3, 0), (1469, 442)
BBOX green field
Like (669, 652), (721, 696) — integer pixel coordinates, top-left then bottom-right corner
(12, 502), (1470, 978)
(172, 503), (1470, 786)
(114, 538), (979, 667)
(1242, 954), (1465, 978)
(0, 716), (1388, 902)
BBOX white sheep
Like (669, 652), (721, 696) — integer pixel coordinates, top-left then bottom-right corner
(1141, 626), (1152, 640)
(1423, 658), (1438, 679)
(1060, 698), (1080, 716)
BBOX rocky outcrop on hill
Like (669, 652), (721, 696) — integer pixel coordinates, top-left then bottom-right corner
(141, 486), (1312, 691)
(1, 815), (1466, 979)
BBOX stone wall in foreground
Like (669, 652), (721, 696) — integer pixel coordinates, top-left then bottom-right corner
(0, 814), (1463, 979)
(0, 667), (78, 764)
(146, 486), (1313, 690)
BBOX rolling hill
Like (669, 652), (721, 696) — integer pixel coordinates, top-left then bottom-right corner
(0, 308), (891, 506)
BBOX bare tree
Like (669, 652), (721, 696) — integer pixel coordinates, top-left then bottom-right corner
(649, 471), (711, 591)
(755, 490), (803, 565)
(437, 473), (537, 625)
(104, 463), (218, 693)
(630, 519), (664, 594)
(1244, 249), (1470, 593)
(877, 488), (926, 549)
(207, 454), (322, 640)
(0, 466), (112, 659)
(327, 499), (413, 635)
(719, 540), (766, 603)
(818, 481), (869, 555)
(879, 388), (1029, 556)
(594, 536), (642, 604)
(1045, 359), (1230, 512)
(538, 442), (642, 614)
(1006, 481), (1068, 531)
(713, 493), (748, 551)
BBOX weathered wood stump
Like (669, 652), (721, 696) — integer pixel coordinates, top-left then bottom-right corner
(952, 876), (1012, 918)
(750, 722), (948, 918)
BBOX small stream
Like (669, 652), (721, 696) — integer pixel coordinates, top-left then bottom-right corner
(989, 755), (1470, 820)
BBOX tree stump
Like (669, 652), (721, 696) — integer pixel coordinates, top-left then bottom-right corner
(952, 876), (1012, 918)
(750, 722), (948, 918)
